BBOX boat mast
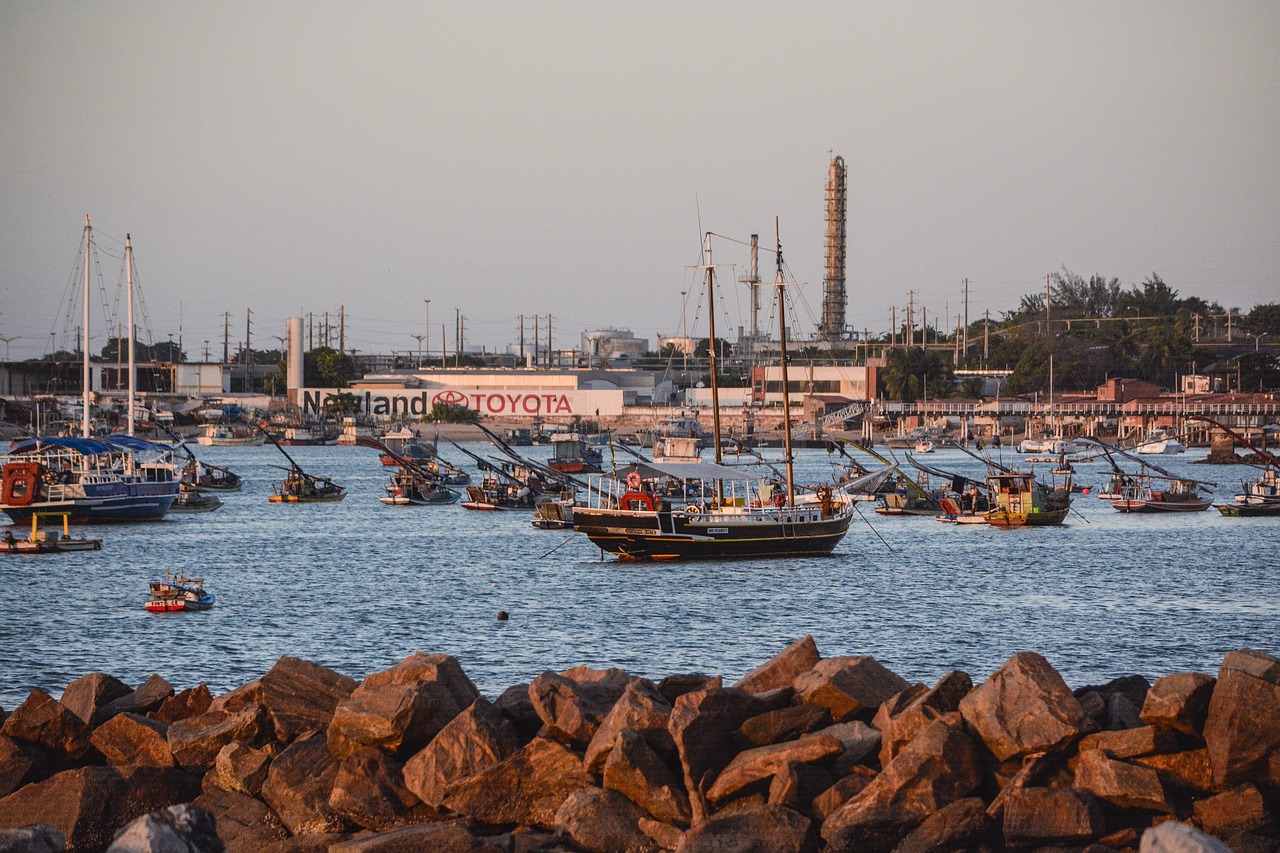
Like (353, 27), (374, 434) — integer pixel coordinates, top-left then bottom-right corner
(704, 232), (723, 466)
(775, 219), (795, 504)
(126, 233), (136, 436)
(82, 215), (91, 438)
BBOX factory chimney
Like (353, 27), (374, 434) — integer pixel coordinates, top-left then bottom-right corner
(820, 155), (847, 343)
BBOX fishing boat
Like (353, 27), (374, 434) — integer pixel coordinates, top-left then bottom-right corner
(0, 513), (102, 553)
(912, 438), (935, 454)
(532, 495), (576, 529)
(1185, 416), (1280, 517)
(1133, 428), (1187, 455)
(277, 425), (336, 446)
(145, 571), (215, 612)
(1111, 475), (1212, 513)
(572, 228), (854, 560)
(261, 427), (345, 503)
(984, 471), (1071, 527)
(461, 465), (540, 511)
(196, 423), (265, 447)
(546, 433), (603, 474)
(652, 435), (702, 464)
(169, 483), (224, 513)
(180, 458), (243, 492)
(637, 412), (705, 450)
(380, 468), (459, 506)
(884, 425), (946, 450)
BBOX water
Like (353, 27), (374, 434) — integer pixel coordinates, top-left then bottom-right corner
(1, 442), (1276, 706)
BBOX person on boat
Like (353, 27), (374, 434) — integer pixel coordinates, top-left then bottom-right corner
(2, 530), (15, 548)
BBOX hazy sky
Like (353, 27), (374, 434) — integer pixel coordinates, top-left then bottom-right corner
(2, 2), (1277, 361)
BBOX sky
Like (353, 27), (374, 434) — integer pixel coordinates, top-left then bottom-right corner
(1, 2), (1277, 362)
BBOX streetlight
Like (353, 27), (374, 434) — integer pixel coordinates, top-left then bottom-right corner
(0, 336), (18, 363)
(1248, 332), (1269, 352)
(424, 300), (431, 367)
(411, 334), (426, 367)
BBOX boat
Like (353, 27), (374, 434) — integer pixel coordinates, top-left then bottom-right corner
(169, 483), (224, 513)
(145, 571), (215, 612)
(572, 228), (855, 560)
(277, 425), (336, 446)
(912, 439), (935, 454)
(652, 435), (702, 464)
(546, 433), (603, 474)
(1133, 428), (1187, 455)
(261, 427), (345, 503)
(461, 464), (540, 511)
(380, 468), (459, 506)
(1186, 416), (1280, 517)
(532, 495), (576, 529)
(180, 458), (243, 492)
(637, 412), (705, 450)
(196, 423), (265, 447)
(984, 471), (1071, 527)
(884, 425), (946, 450)
(1111, 475), (1212, 513)
(0, 513), (102, 553)
(336, 417), (377, 446)
(1096, 471), (1126, 500)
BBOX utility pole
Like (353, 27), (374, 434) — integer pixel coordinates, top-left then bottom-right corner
(454, 308), (460, 366)
(223, 312), (230, 365)
(907, 291), (915, 347)
(245, 309), (253, 367)
(424, 299), (431, 365)
(533, 314), (539, 369)
(891, 306), (897, 348)
(519, 315), (525, 363)
(308, 312), (313, 351)
(339, 305), (345, 354)
(1227, 309), (1233, 343)
(1194, 313), (1200, 342)
(984, 310), (990, 364)
(1045, 273), (1051, 338)
(963, 277), (969, 359)
(547, 314), (553, 368)
(922, 305), (928, 349)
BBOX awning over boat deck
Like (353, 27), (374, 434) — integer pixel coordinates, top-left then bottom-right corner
(611, 460), (758, 482)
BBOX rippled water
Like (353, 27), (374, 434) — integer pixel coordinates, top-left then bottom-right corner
(2, 442), (1276, 706)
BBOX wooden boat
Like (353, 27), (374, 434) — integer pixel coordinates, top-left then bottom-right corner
(380, 469), (459, 506)
(196, 424), (265, 447)
(0, 512), (102, 553)
(169, 483), (223, 513)
(546, 433), (603, 474)
(1186, 416), (1280, 518)
(985, 472), (1070, 527)
(532, 496), (576, 529)
(145, 571), (215, 612)
(261, 426), (345, 503)
(1112, 475), (1212, 513)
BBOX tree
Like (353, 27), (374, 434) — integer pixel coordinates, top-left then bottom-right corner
(695, 338), (732, 359)
(308, 347), (360, 387)
(880, 347), (954, 402)
(430, 402), (479, 423)
(1246, 303), (1280, 337)
(323, 392), (362, 415)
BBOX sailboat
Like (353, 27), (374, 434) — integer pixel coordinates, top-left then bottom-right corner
(571, 227), (855, 560)
(0, 219), (179, 523)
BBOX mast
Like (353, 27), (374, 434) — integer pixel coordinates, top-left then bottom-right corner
(775, 219), (795, 504)
(82, 215), (92, 437)
(126, 234), (136, 436)
(704, 232), (723, 465)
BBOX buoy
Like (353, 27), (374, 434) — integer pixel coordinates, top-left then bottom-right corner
(497, 611), (509, 621)
(1082, 488), (1091, 495)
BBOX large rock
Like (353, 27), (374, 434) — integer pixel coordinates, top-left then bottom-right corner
(167, 703), (276, 771)
(657, 674), (721, 706)
(98, 675), (175, 724)
(90, 713), (175, 768)
(957, 651), (1088, 762)
(1132, 748), (1214, 794)
(1073, 749), (1173, 813)
(793, 656), (910, 723)
(554, 786), (658, 853)
(811, 766), (877, 821)
(733, 636), (821, 695)
(528, 666), (635, 747)
(257, 656), (358, 742)
(821, 715), (983, 853)
(667, 687), (766, 821)
(205, 743), (271, 797)
(879, 705), (945, 767)
(584, 679), (673, 772)
(1202, 648), (1280, 788)
(327, 681), (452, 760)
(1076, 724), (1181, 760)
(0, 690), (93, 766)
(0, 734), (47, 797)
(104, 803), (222, 852)
(151, 685), (213, 726)
(441, 737), (592, 830)
(892, 796), (992, 853)
(327, 747), (421, 832)
(0, 824), (65, 853)
(675, 803), (809, 853)
(1139, 820), (1234, 853)
(706, 735), (843, 803)
(603, 729), (691, 826)
(1191, 783), (1274, 839)
(327, 821), (490, 852)
(872, 671), (972, 733)
(401, 696), (520, 809)
(1001, 787), (1104, 848)
(494, 683), (542, 743)
(58, 673), (131, 726)
(738, 704), (831, 748)
(191, 786), (288, 853)
(808, 720), (881, 773)
(1141, 673), (1215, 737)
(259, 732), (346, 836)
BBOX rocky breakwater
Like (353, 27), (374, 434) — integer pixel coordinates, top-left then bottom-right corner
(0, 644), (1277, 852)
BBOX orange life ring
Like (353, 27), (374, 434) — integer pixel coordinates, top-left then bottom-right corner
(619, 490), (656, 512)
(625, 471), (642, 490)
(1, 462), (42, 507)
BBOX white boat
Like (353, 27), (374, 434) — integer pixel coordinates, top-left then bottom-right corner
(196, 424), (265, 447)
(912, 439), (935, 454)
(1134, 428), (1186, 455)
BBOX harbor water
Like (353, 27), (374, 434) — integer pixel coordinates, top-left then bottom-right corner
(1, 442), (1276, 706)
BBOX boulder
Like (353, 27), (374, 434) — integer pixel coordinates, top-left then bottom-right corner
(98, 675), (175, 724)
(733, 636), (821, 695)
(327, 747), (421, 831)
(494, 683), (542, 743)
(1140, 673), (1215, 737)
(958, 651), (1088, 762)
(104, 803), (222, 852)
(327, 821), (490, 853)
(667, 687), (766, 821)
(441, 737), (592, 830)
(191, 786), (288, 853)
(892, 796), (993, 853)
(676, 803), (809, 853)
(1073, 749), (1173, 813)
(0, 824), (65, 853)
(1191, 783), (1274, 839)
(58, 673), (131, 726)
(808, 720), (882, 773)
(638, 817), (683, 852)
(872, 671), (973, 733)
(811, 766), (877, 821)
(328, 681), (452, 760)
(401, 696), (520, 809)
(259, 732), (346, 836)
(205, 742), (271, 797)
(793, 656), (910, 723)
(738, 704), (831, 748)
(821, 715), (983, 853)
(167, 703), (276, 771)
(90, 713), (175, 768)
(0, 690), (93, 767)
(528, 666), (635, 747)
(584, 679), (673, 772)
(1202, 648), (1280, 788)
(0, 734), (47, 797)
(706, 735), (843, 803)
(208, 681), (261, 714)
(151, 685), (213, 725)
(657, 674), (721, 706)
(603, 728), (691, 826)
(554, 785), (658, 853)
(1132, 749), (1214, 794)
(1139, 820), (1235, 853)
(257, 656), (358, 742)
(766, 761), (834, 812)
(879, 705), (945, 767)
(1076, 725), (1183, 760)
(1001, 787), (1104, 848)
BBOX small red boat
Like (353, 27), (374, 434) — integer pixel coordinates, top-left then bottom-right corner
(146, 572), (215, 612)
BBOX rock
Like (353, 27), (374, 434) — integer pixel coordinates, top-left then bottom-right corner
(1191, 783), (1274, 838)
(872, 672), (973, 733)
(958, 651), (1088, 762)
(871, 684), (928, 731)
(1132, 749), (1214, 794)
(584, 679), (673, 773)
(494, 683), (542, 743)
(1001, 787), (1104, 848)
(442, 737), (592, 830)
(808, 720), (882, 772)
(167, 703), (276, 771)
(706, 735), (843, 803)
(811, 766), (877, 821)
(1107, 692), (1145, 730)
(90, 713), (175, 768)
(1202, 648), (1280, 788)
(327, 747), (421, 831)
(667, 687), (767, 821)
(766, 761), (834, 812)
(1141, 674), (1215, 737)
(821, 715), (983, 853)
(738, 704), (831, 748)
(98, 675), (176, 724)
(104, 803), (223, 852)
(638, 817), (683, 852)
(151, 685), (214, 726)
(879, 705), (945, 767)
(327, 821), (490, 852)
(208, 681), (261, 714)
(205, 742), (271, 797)
(554, 785), (658, 853)
(676, 803), (809, 853)
(191, 786), (288, 853)
(257, 656), (359, 742)
(892, 796), (992, 853)
(401, 696), (520, 809)
(793, 655), (910, 723)
(1076, 725), (1183, 760)
(657, 674), (721, 706)
(1140, 820), (1236, 853)
(603, 728), (691, 826)
(0, 824), (65, 853)
(58, 673), (131, 726)
(0, 733), (48, 797)
(259, 731), (346, 836)
(733, 636), (821, 695)
(528, 666), (635, 747)
(0, 690), (93, 766)
(328, 680), (455, 760)
(1073, 749), (1173, 813)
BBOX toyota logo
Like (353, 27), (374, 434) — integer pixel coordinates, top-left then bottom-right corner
(436, 390), (469, 406)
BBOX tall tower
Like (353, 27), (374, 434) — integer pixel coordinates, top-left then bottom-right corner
(820, 155), (847, 342)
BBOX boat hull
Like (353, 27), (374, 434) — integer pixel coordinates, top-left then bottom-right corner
(986, 508), (1068, 527)
(269, 493), (345, 503)
(145, 594), (215, 612)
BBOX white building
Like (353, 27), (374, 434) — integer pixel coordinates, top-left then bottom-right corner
(581, 329), (648, 360)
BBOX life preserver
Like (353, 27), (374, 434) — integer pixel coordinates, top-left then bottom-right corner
(619, 491), (656, 512)
(1, 462), (42, 507)
(625, 471), (642, 490)
(683, 504), (701, 517)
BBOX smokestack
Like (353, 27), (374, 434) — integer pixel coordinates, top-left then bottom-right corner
(820, 155), (847, 342)
(287, 317), (304, 404)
